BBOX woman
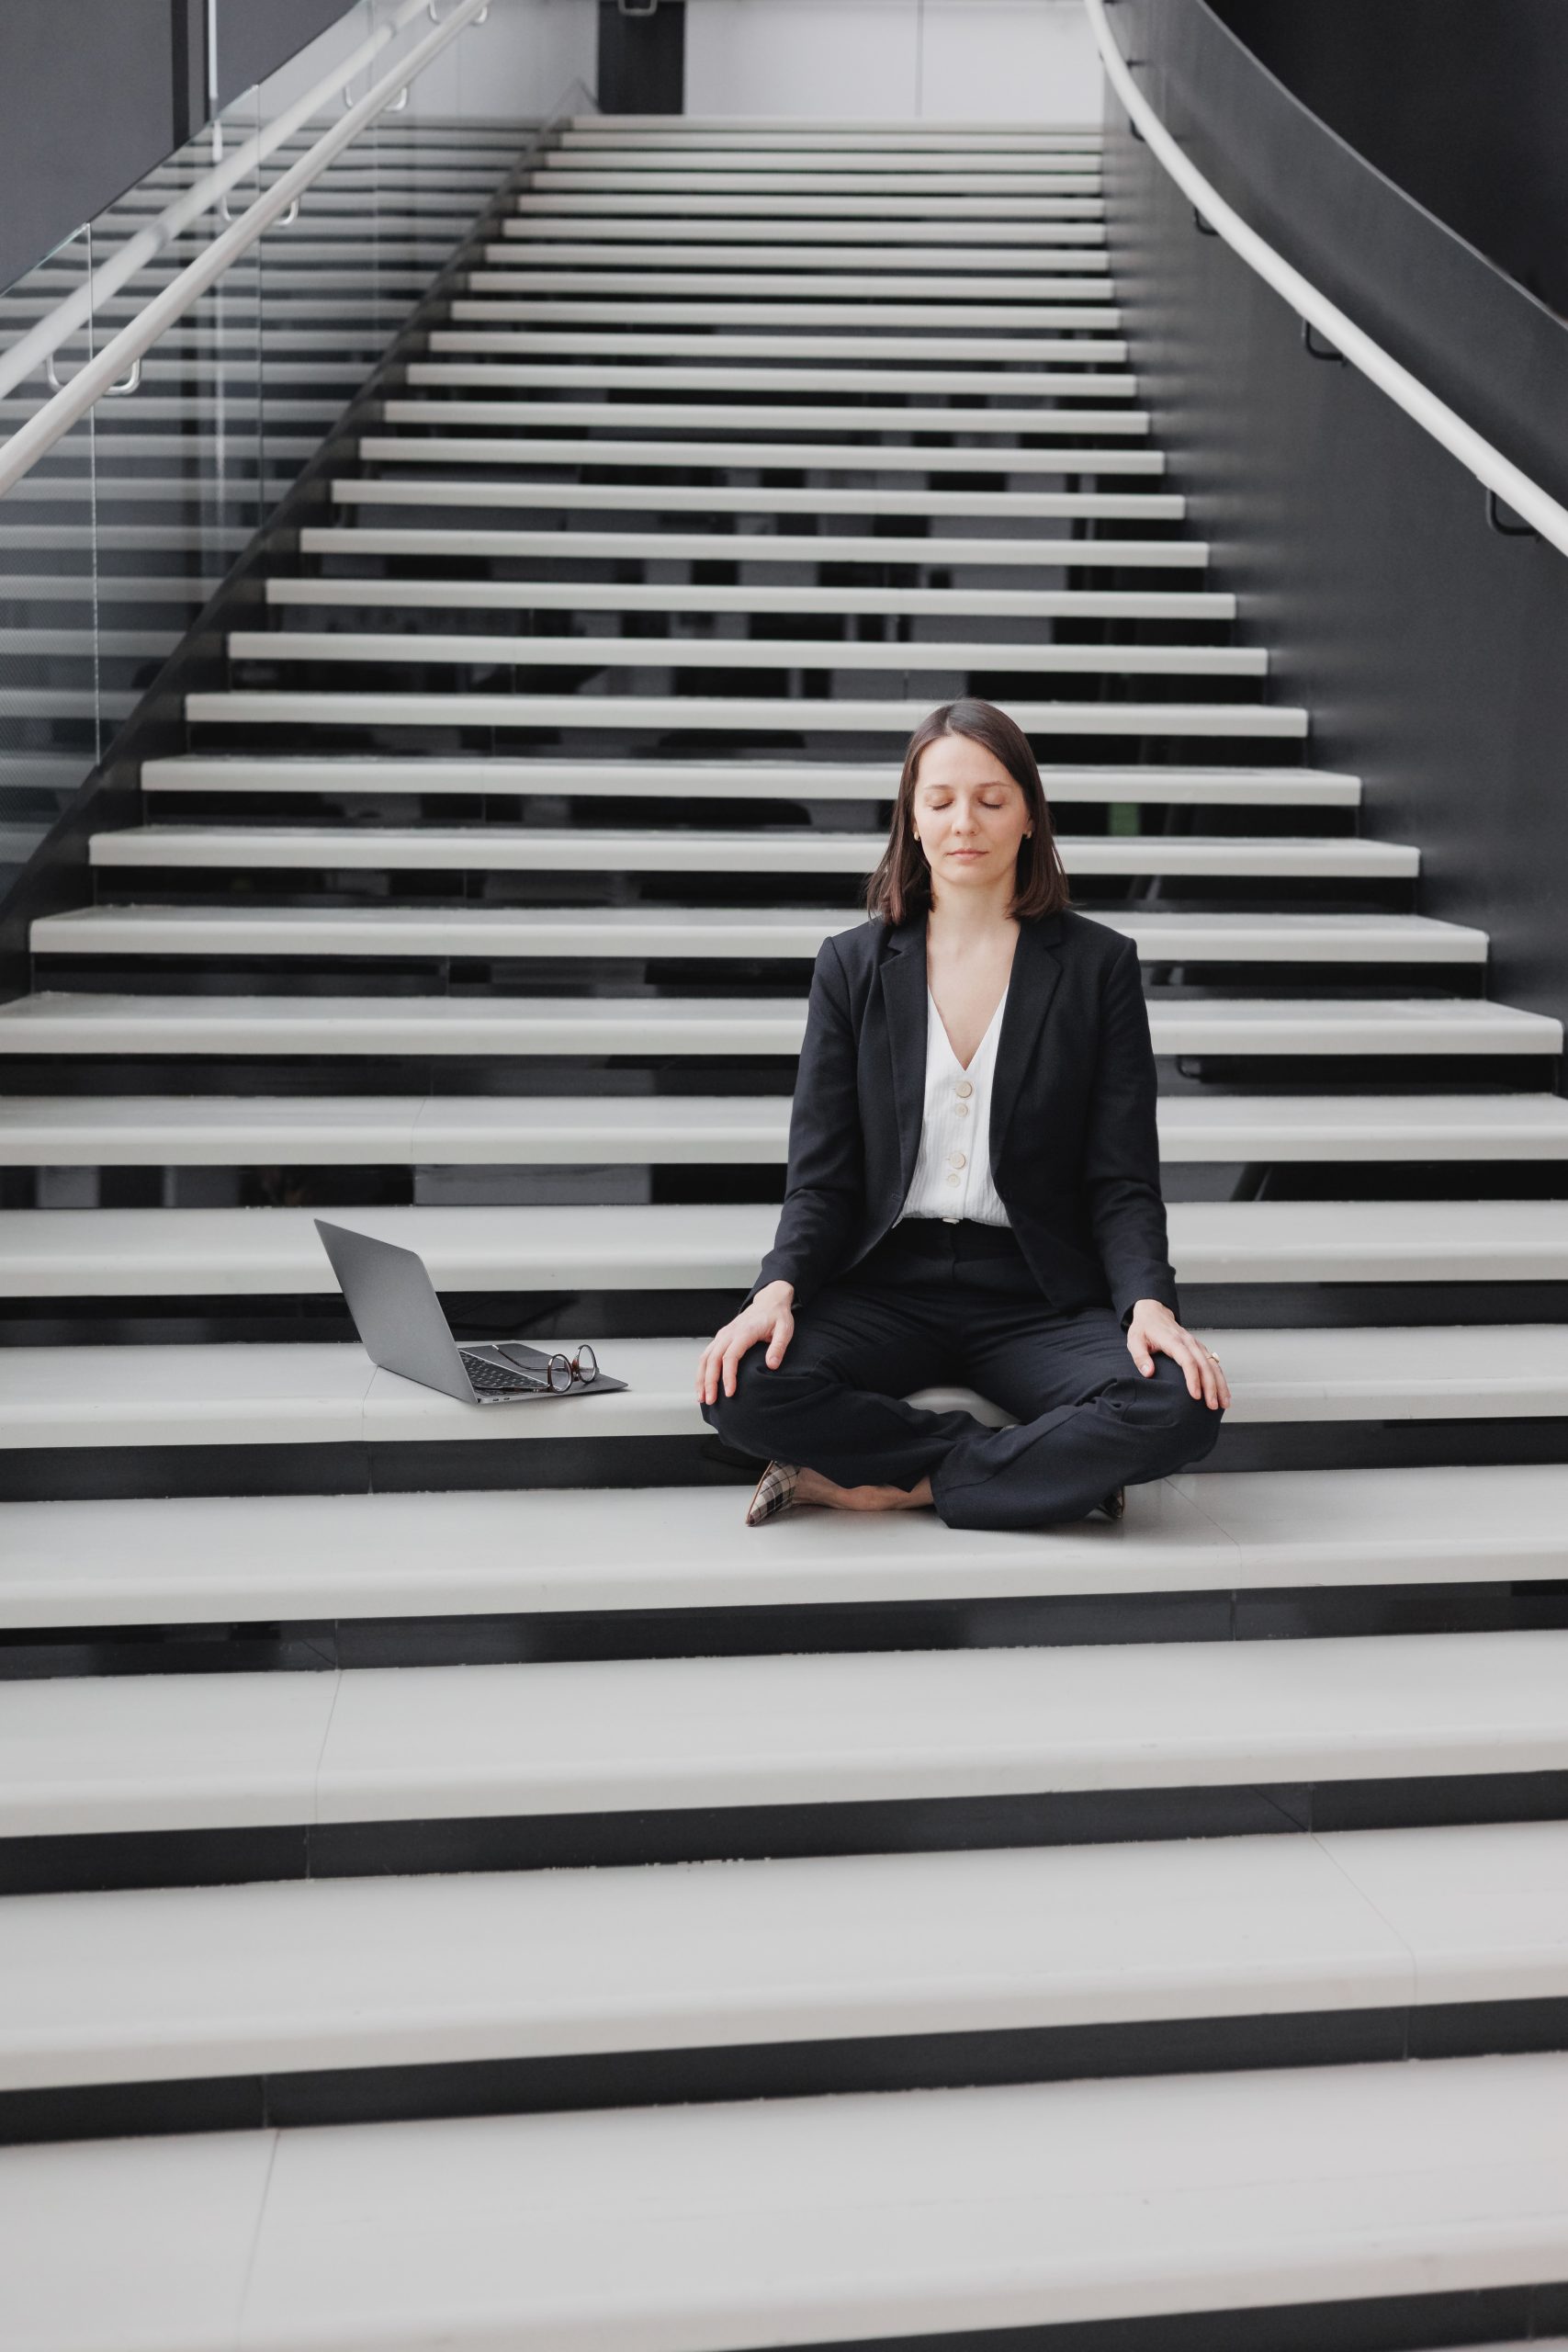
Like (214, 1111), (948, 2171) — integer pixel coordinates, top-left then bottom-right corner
(696, 697), (1230, 1531)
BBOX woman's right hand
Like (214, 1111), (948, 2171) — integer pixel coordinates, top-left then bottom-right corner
(696, 1280), (795, 1406)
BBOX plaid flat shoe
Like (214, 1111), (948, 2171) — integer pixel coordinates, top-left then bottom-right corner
(744, 1459), (800, 1527)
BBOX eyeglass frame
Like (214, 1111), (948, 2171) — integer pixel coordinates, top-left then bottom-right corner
(540, 1342), (598, 1393)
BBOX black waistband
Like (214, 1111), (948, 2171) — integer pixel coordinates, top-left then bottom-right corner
(882, 1217), (1026, 1258)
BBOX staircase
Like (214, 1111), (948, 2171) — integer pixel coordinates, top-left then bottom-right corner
(4, 109), (1568, 2352)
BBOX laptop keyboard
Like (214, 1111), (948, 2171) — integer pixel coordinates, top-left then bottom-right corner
(461, 1352), (539, 1396)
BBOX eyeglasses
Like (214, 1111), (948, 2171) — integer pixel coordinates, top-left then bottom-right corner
(539, 1342), (598, 1394)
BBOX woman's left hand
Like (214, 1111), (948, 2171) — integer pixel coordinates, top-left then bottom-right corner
(1125, 1299), (1231, 1410)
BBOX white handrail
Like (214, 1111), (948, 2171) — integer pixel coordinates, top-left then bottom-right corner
(1083, 0), (1568, 560)
(0, 0), (493, 499)
(0, 0), (438, 410)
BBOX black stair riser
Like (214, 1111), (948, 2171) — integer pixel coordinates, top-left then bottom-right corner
(87, 876), (1408, 916)
(6, 1579), (1568, 1681)
(11, 1170), (1568, 1216)
(242, 617), (1242, 650)
(8, 1279), (1568, 1353)
(6, 1993), (1568, 2150)
(7, 1770), (1568, 1896)
(0, 1053), (1554, 1094)
(223, 664), (1265, 707)
(36, 957), (1468, 998)
(179, 724), (1303, 761)
(9, 1414), (1568, 1501)
(137, 796), (1354, 835)
(28, 1165), (1568, 1209)
(667, 2283), (1568, 2352)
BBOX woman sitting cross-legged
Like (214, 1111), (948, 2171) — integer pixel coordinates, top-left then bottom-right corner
(695, 695), (1230, 1532)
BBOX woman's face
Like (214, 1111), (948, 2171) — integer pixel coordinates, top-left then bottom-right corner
(909, 732), (1032, 897)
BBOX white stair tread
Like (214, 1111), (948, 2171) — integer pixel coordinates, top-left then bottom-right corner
(377, 399), (1145, 434)
(231, 628), (1254, 677)
(500, 220), (1111, 244)
(429, 327), (1127, 361)
(520, 173), (1102, 197)
(141, 756), (1353, 804)
(299, 522), (1197, 565)
(0, 1197), (1562, 1297)
(448, 297), (1118, 328)
(2, 1091), (1562, 1170)
(558, 119), (1100, 138)
(543, 140), (1099, 156)
(0, 572), (220, 601)
(481, 243), (1114, 271)
(266, 579), (1224, 617)
(559, 141), (1103, 160)
(186, 690), (1304, 737)
(463, 270), (1117, 300)
(30, 905), (1483, 963)
(357, 433), (1158, 476)
(405, 360), (1136, 393)
(5, 1460), (1568, 1624)
(6, 1629), (1568, 1838)
(5, 1325), (1568, 1453)
(506, 198), (1106, 220)
(10, 1820), (1568, 2091)
(537, 158), (1100, 182)
(86, 825), (1409, 878)
(1, 991), (1551, 1056)
(566, 114), (1095, 129)
(559, 118), (1102, 138)
(546, 130), (1100, 147)
(331, 477), (1169, 516)
(6, 2053), (1568, 2352)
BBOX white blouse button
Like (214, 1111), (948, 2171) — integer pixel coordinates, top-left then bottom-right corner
(954, 1102), (970, 1118)
(945, 1172), (961, 1186)
(955, 1080), (974, 1099)
(949, 1150), (966, 1170)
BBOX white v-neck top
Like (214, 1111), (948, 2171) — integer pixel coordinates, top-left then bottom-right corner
(896, 983), (1013, 1228)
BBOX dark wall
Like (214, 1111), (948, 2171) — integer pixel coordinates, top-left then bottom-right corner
(0, 1), (203, 295)
(1107, 0), (1568, 1038)
(211, 0), (347, 115)
(0, 0), (349, 297)
(1213, 0), (1568, 315)
(597, 0), (684, 113)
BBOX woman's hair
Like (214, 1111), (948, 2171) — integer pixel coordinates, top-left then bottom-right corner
(863, 697), (1072, 926)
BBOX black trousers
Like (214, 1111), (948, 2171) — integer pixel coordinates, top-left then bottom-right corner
(704, 1217), (1224, 1532)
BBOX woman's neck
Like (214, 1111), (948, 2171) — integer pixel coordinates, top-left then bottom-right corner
(926, 883), (1020, 951)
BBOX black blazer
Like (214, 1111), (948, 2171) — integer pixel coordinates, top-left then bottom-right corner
(746, 907), (1180, 1329)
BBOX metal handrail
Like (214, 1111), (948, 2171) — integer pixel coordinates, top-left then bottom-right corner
(1085, 0), (1568, 559)
(0, 0), (491, 481)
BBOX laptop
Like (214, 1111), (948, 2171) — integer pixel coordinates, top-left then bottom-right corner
(315, 1219), (627, 1407)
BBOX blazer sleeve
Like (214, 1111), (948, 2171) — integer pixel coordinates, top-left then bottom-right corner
(744, 933), (865, 1310)
(1081, 934), (1180, 1329)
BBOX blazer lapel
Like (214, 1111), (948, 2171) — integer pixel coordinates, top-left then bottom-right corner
(878, 915), (930, 1201)
(989, 913), (1066, 1169)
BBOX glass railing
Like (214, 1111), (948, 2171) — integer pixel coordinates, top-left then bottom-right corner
(0, 0), (550, 894)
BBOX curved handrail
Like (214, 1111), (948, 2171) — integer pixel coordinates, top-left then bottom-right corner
(1084, 0), (1568, 560)
(0, 0), (493, 497)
